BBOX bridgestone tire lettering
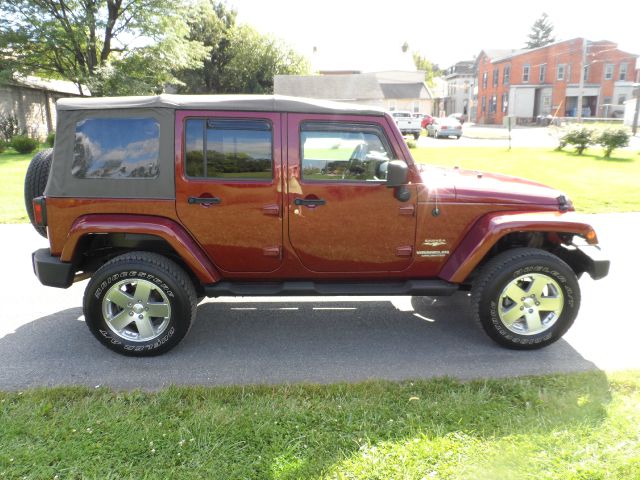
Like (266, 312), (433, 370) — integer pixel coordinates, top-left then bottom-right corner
(472, 248), (581, 350)
(84, 251), (196, 357)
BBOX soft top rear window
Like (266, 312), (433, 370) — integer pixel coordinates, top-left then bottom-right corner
(72, 117), (160, 179)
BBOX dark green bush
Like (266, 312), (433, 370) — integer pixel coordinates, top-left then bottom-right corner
(0, 139), (7, 154)
(558, 126), (594, 155)
(11, 135), (39, 154)
(596, 128), (630, 158)
(405, 139), (417, 149)
(46, 131), (56, 147)
(0, 114), (22, 142)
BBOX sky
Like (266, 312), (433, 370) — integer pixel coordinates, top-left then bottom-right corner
(231, 0), (639, 72)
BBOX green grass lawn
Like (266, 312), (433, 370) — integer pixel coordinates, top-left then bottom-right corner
(411, 147), (640, 213)
(0, 149), (40, 224)
(2, 146), (639, 223)
(1, 370), (638, 479)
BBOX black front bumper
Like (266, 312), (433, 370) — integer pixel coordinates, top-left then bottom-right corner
(574, 245), (610, 280)
(32, 248), (75, 288)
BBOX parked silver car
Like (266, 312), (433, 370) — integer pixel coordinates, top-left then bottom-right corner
(426, 117), (463, 139)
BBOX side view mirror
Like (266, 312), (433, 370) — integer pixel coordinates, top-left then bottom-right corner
(386, 160), (411, 202)
(386, 160), (408, 187)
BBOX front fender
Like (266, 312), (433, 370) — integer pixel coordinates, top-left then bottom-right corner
(438, 211), (598, 283)
(61, 214), (221, 284)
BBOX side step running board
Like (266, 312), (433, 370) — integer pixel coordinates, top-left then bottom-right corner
(203, 280), (458, 297)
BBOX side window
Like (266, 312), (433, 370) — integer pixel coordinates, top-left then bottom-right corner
(185, 118), (272, 179)
(72, 117), (159, 179)
(300, 123), (393, 182)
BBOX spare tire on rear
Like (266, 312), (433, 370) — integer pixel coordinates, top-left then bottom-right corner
(24, 148), (53, 238)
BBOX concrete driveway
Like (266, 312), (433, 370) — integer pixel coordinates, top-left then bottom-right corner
(1, 214), (638, 390)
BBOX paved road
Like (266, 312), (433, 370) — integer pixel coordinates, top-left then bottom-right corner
(1, 214), (639, 390)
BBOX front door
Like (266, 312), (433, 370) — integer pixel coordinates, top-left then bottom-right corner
(287, 115), (417, 273)
(175, 111), (283, 273)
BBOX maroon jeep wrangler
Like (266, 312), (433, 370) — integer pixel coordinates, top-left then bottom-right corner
(26, 95), (609, 356)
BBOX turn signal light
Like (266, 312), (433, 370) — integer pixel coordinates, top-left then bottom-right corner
(585, 229), (598, 244)
(32, 196), (47, 226)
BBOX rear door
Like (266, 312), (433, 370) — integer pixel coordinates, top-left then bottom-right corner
(175, 111), (283, 273)
(286, 115), (417, 273)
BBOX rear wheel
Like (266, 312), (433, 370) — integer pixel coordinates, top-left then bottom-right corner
(24, 148), (53, 238)
(472, 248), (580, 349)
(83, 251), (197, 356)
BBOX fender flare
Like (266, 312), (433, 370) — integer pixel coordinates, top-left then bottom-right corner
(438, 211), (598, 283)
(61, 214), (221, 284)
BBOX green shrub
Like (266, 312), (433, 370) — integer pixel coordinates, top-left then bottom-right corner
(0, 139), (7, 154)
(0, 114), (22, 142)
(406, 139), (417, 149)
(46, 131), (56, 147)
(596, 128), (630, 158)
(558, 126), (595, 155)
(10, 135), (39, 154)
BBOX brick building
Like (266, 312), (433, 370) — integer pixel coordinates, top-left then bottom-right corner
(474, 38), (638, 124)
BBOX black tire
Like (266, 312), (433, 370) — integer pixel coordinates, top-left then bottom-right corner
(413, 132), (420, 140)
(83, 251), (197, 356)
(24, 148), (53, 238)
(472, 248), (580, 350)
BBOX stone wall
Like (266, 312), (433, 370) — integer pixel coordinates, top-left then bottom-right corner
(0, 84), (68, 140)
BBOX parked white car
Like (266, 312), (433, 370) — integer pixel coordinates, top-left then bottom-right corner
(426, 117), (463, 139)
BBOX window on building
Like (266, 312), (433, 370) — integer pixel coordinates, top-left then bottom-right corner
(481, 96), (486, 112)
(482, 72), (488, 89)
(501, 93), (508, 113)
(583, 65), (589, 82)
(503, 65), (510, 85)
(300, 123), (393, 182)
(522, 65), (530, 83)
(493, 68), (499, 87)
(619, 63), (628, 81)
(604, 64), (614, 80)
(185, 118), (273, 179)
(556, 64), (565, 81)
(489, 95), (497, 113)
(72, 117), (160, 179)
(539, 64), (546, 83)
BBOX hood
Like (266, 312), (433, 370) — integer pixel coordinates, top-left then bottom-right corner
(419, 165), (570, 208)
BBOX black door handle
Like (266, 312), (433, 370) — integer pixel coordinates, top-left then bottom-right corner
(188, 196), (221, 205)
(294, 198), (326, 207)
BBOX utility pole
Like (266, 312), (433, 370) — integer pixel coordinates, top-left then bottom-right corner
(633, 84), (640, 136)
(633, 66), (640, 136)
(576, 38), (587, 123)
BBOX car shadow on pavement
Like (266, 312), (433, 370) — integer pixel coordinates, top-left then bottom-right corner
(0, 293), (600, 390)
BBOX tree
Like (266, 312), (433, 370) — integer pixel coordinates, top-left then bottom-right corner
(0, 0), (207, 95)
(525, 13), (556, 49)
(176, 1), (309, 94)
(412, 53), (441, 88)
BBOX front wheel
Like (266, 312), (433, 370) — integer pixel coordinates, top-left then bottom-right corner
(83, 251), (197, 356)
(472, 248), (580, 349)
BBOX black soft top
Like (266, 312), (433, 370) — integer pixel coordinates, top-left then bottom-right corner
(57, 94), (386, 116)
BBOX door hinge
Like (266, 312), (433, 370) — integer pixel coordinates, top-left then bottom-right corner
(396, 246), (413, 257)
(262, 204), (280, 216)
(399, 205), (415, 216)
(263, 246), (282, 258)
